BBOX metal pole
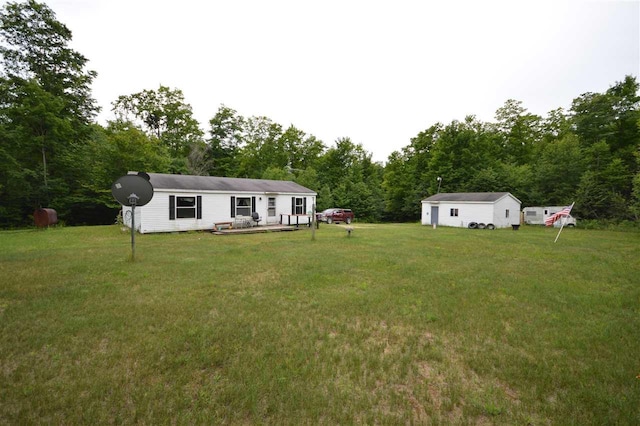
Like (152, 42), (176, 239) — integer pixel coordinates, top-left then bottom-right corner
(311, 203), (316, 241)
(129, 194), (139, 261)
(131, 203), (136, 260)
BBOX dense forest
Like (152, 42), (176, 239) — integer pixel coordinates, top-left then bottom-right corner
(1, 0), (639, 228)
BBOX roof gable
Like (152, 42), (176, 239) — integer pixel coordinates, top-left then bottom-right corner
(422, 192), (521, 204)
(146, 173), (315, 194)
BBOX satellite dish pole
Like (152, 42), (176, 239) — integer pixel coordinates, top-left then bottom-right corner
(111, 172), (154, 262)
(311, 200), (316, 241)
(128, 193), (139, 260)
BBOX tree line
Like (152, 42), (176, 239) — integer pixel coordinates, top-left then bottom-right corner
(1, 0), (639, 228)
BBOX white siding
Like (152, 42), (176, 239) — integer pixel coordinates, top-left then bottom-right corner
(460, 203), (494, 226)
(122, 205), (142, 231)
(443, 202), (494, 227)
(492, 197), (521, 228)
(421, 194), (521, 228)
(523, 206), (576, 227)
(422, 202), (494, 227)
(523, 207), (545, 225)
(127, 190), (315, 233)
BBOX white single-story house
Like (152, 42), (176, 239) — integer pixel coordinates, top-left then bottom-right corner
(122, 173), (317, 234)
(421, 192), (521, 228)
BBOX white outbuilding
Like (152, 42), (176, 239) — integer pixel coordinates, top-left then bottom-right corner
(122, 173), (317, 234)
(421, 192), (521, 229)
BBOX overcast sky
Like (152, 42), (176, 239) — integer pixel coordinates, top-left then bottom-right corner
(28, 0), (640, 162)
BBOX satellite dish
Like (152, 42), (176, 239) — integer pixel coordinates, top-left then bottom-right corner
(111, 174), (154, 206)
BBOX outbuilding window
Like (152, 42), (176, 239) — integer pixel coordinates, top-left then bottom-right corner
(450, 208), (459, 217)
(505, 209), (510, 218)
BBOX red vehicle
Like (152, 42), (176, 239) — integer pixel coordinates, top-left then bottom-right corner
(318, 208), (354, 224)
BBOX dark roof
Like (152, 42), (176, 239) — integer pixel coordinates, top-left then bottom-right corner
(422, 192), (520, 203)
(145, 173), (316, 194)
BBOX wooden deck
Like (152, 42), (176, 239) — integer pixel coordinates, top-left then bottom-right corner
(212, 224), (307, 235)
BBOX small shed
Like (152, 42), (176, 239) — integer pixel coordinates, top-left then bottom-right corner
(421, 192), (521, 228)
(122, 173), (317, 234)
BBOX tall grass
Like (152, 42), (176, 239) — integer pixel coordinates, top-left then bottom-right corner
(1, 224), (638, 424)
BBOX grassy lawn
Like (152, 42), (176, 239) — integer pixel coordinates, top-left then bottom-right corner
(1, 224), (638, 424)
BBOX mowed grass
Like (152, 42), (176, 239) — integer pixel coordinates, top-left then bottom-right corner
(0, 224), (638, 424)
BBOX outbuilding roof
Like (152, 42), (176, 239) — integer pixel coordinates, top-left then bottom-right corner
(422, 192), (521, 203)
(145, 173), (316, 194)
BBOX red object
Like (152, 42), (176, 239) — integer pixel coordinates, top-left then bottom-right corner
(544, 204), (574, 226)
(318, 208), (355, 224)
(34, 208), (58, 227)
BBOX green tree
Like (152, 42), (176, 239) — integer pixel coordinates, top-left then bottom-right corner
(358, 155), (385, 222)
(206, 105), (245, 177)
(89, 122), (171, 187)
(261, 166), (290, 181)
(575, 141), (631, 219)
(278, 126), (325, 171)
(316, 185), (334, 212)
(631, 158), (640, 220)
(71, 122), (174, 224)
(315, 138), (383, 221)
(292, 167), (320, 193)
(112, 85), (204, 160)
(186, 140), (211, 176)
(382, 150), (413, 221)
(424, 117), (502, 194)
(529, 134), (584, 205)
(296, 134), (325, 171)
(383, 124), (440, 221)
(0, 0), (98, 226)
(571, 75), (640, 173)
(495, 99), (542, 165)
(316, 137), (360, 187)
(541, 108), (572, 143)
(606, 76), (640, 158)
(495, 162), (534, 205)
(0, 0), (98, 122)
(237, 116), (283, 178)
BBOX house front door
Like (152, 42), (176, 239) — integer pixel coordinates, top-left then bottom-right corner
(431, 206), (439, 225)
(267, 197), (277, 224)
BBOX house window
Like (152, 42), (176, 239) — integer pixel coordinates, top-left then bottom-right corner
(295, 197), (304, 215)
(450, 208), (459, 217)
(268, 197), (276, 217)
(170, 195), (201, 220)
(505, 209), (510, 218)
(177, 196), (196, 218)
(236, 197), (251, 216)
